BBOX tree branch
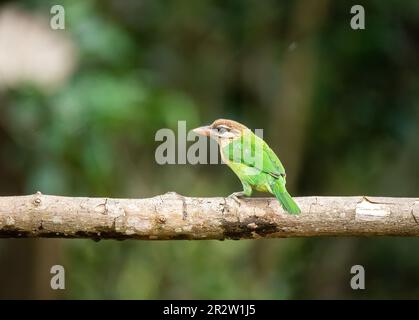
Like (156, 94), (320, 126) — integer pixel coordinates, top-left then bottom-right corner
(0, 192), (418, 240)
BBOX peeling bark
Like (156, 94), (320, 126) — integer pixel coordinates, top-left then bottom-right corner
(0, 192), (419, 240)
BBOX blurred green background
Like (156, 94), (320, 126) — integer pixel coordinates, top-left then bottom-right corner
(0, 0), (419, 299)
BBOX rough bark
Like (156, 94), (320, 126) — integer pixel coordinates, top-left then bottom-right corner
(0, 192), (418, 240)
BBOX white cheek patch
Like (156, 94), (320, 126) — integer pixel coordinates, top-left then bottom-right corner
(223, 132), (237, 139)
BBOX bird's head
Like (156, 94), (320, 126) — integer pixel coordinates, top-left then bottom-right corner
(193, 119), (247, 143)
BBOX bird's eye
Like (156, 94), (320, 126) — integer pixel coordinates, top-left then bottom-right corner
(217, 126), (229, 134)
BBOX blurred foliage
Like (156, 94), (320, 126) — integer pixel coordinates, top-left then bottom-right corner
(0, 0), (419, 299)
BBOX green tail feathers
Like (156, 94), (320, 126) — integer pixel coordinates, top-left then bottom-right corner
(271, 183), (301, 215)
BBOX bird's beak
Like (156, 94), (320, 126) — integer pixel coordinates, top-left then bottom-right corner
(192, 125), (211, 137)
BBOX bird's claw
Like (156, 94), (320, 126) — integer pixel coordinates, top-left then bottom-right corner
(228, 192), (245, 206)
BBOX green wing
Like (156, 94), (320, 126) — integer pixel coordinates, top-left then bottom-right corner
(223, 130), (285, 178)
(222, 130), (300, 214)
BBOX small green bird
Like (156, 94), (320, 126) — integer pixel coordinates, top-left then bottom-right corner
(193, 119), (301, 214)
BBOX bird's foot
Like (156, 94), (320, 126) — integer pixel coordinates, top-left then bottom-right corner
(228, 192), (246, 206)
